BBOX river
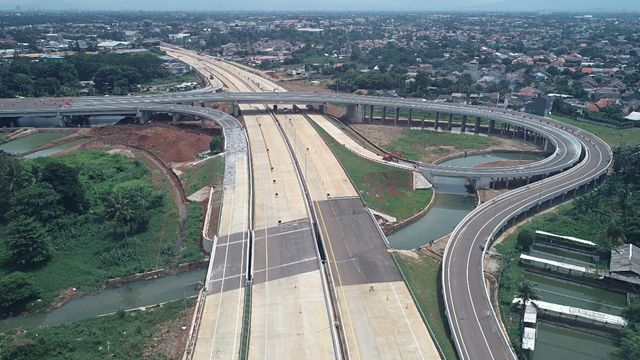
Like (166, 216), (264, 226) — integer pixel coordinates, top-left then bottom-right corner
(0, 269), (205, 331)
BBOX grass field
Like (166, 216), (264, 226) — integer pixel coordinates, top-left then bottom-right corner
(386, 129), (501, 162)
(0, 133), (7, 144)
(395, 253), (458, 360)
(549, 114), (640, 146)
(179, 203), (205, 265)
(0, 151), (182, 309)
(0, 299), (193, 360)
(312, 121), (432, 220)
(183, 156), (225, 195)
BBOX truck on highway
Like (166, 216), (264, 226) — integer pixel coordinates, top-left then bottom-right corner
(382, 152), (402, 162)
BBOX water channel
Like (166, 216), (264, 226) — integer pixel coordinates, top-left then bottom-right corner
(534, 322), (619, 360)
(0, 131), (73, 154)
(0, 269), (205, 332)
(388, 151), (544, 249)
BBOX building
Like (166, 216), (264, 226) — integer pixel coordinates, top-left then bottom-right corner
(97, 41), (131, 51)
(610, 244), (640, 279)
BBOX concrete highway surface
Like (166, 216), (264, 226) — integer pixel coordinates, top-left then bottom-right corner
(0, 45), (613, 360)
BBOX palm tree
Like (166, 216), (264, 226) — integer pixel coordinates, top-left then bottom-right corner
(517, 281), (540, 307)
(105, 193), (135, 241)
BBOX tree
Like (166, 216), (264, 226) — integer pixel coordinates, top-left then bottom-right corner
(517, 228), (535, 252)
(39, 161), (88, 213)
(0, 151), (31, 222)
(4, 216), (51, 268)
(516, 281), (540, 305)
(105, 180), (162, 238)
(209, 136), (225, 153)
(0, 272), (40, 315)
(7, 182), (63, 223)
(623, 298), (640, 326)
(620, 325), (640, 360)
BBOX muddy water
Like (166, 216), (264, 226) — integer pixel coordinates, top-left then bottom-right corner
(0, 131), (73, 154)
(23, 138), (89, 158)
(388, 152), (544, 250)
(0, 269), (205, 331)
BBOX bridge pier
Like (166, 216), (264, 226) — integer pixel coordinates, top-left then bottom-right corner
(421, 111), (426, 129)
(345, 104), (363, 123)
(461, 115), (467, 132)
(318, 103), (326, 114)
(408, 108), (413, 124)
(474, 117), (481, 134)
(489, 119), (495, 134)
(394, 107), (400, 125)
(137, 110), (151, 125)
(369, 105), (374, 123)
(172, 112), (180, 124)
(382, 106), (387, 123)
(435, 112), (440, 130)
(232, 102), (240, 117)
(448, 113), (453, 130)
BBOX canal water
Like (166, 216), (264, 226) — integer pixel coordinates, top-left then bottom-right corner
(388, 151), (545, 249)
(534, 322), (620, 360)
(23, 138), (89, 159)
(0, 269), (205, 331)
(0, 131), (73, 154)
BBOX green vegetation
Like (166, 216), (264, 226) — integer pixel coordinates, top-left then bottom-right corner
(311, 120), (432, 221)
(183, 156), (225, 195)
(395, 253), (458, 360)
(621, 299), (640, 359)
(148, 72), (198, 86)
(0, 133), (7, 144)
(0, 53), (170, 97)
(209, 136), (224, 154)
(0, 272), (40, 315)
(549, 114), (640, 146)
(386, 129), (500, 162)
(0, 299), (192, 360)
(180, 203), (205, 264)
(0, 150), (183, 313)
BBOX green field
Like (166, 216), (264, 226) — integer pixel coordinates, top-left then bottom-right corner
(386, 129), (501, 162)
(183, 156), (225, 195)
(0, 299), (193, 360)
(0, 133), (7, 144)
(311, 120), (432, 220)
(549, 114), (640, 146)
(0, 151), (183, 309)
(395, 253), (458, 360)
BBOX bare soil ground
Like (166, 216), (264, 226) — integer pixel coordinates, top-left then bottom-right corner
(87, 123), (217, 165)
(280, 79), (334, 93)
(352, 124), (540, 163)
(143, 304), (195, 360)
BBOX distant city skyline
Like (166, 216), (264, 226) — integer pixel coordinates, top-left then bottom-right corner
(1, 0), (639, 12)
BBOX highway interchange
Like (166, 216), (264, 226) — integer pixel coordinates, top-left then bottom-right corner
(0, 47), (612, 360)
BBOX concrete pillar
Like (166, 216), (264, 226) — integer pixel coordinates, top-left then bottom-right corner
(369, 105), (374, 123)
(461, 115), (468, 132)
(512, 126), (516, 139)
(435, 112), (440, 130)
(489, 119), (495, 134)
(56, 113), (67, 127)
(408, 108), (413, 123)
(382, 106), (387, 123)
(394, 107), (400, 125)
(474, 117), (481, 134)
(232, 102), (240, 117)
(201, 118), (206, 129)
(523, 129), (528, 141)
(421, 111), (426, 129)
(172, 113), (180, 124)
(448, 113), (453, 130)
(138, 110), (150, 125)
(345, 104), (363, 123)
(319, 103), (326, 114)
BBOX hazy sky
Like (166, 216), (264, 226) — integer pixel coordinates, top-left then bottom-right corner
(2, 0), (639, 12)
